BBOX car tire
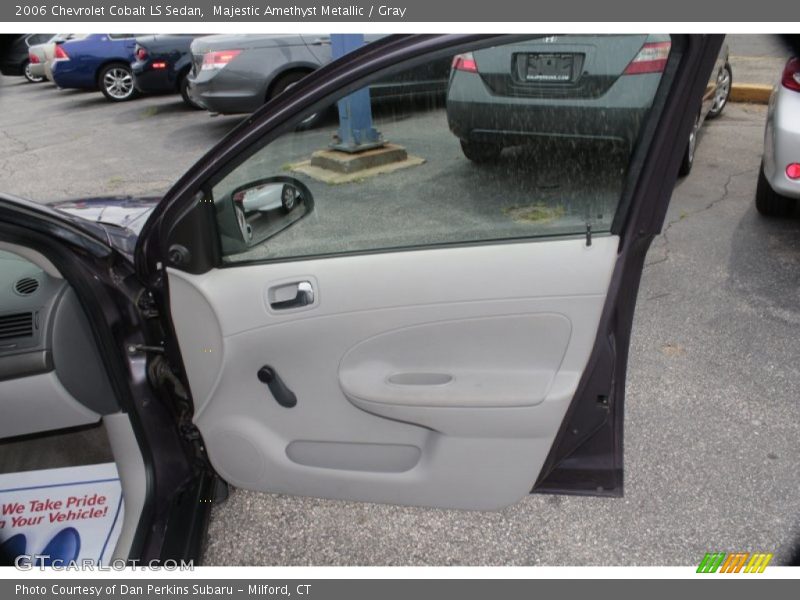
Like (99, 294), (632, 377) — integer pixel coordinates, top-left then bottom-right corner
(460, 140), (502, 164)
(179, 73), (202, 110)
(98, 63), (138, 102)
(755, 162), (794, 217)
(707, 63), (732, 120)
(23, 60), (45, 84)
(269, 71), (322, 130)
(678, 112), (701, 177)
(234, 203), (253, 244)
(281, 196), (297, 214)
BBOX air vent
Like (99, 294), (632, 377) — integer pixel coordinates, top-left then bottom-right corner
(0, 312), (34, 340)
(14, 277), (39, 296)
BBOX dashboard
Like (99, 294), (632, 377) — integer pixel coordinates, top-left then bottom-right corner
(0, 250), (118, 439)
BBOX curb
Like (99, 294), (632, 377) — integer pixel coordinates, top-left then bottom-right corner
(730, 83), (772, 104)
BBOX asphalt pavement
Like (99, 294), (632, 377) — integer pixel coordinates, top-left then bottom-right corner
(0, 35), (798, 565)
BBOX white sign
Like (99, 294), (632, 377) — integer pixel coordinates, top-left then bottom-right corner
(0, 462), (123, 566)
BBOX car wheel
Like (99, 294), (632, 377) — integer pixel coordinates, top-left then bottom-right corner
(234, 203), (253, 243)
(755, 161), (794, 217)
(269, 71), (322, 130)
(707, 63), (732, 120)
(99, 63), (137, 102)
(460, 140), (502, 164)
(23, 60), (45, 84)
(678, 112), (701, 177)
(179, 73), (202, 110)
(281, 186), (298, 213)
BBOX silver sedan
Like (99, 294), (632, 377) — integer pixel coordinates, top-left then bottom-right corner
(756, 56), (800, 216)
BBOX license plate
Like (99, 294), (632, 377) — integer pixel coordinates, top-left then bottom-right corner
(525, 53), (575, 82)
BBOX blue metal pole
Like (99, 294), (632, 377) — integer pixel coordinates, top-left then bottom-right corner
(330, 34), (383, 153)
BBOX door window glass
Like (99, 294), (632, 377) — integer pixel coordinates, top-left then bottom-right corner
(210, 35), (673, 263)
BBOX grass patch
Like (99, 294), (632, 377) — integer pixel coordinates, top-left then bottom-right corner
(503, 203), (565, 223)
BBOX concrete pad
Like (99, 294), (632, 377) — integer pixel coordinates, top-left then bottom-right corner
(730, 83), (773, 104)
(291, 154), (426, 185)
(310, 143), (409, 174)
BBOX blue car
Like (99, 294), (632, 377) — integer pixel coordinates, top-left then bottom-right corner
(51, 33), (145, 102)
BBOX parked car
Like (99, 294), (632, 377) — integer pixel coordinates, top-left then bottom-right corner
(26, 36), (50, 81)
(0, 33), (54, 83)
(132, 34), (207, 108)
(756, 56), (800, 216)
(186, 34), (450, 121)
(27, 34), (88, 82)
(51, 34), (147, 102)
(446, 35), (731, 175)
(0, 34), (724, 565)
(186, 34), (328, 115)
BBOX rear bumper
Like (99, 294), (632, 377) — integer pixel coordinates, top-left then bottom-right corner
(51, 61), (95, 90)
(187, 67), (264, 114)
(187, 81), (262, 114)
(29, 62), (45, 77)
(763, 85), (800, 199)
(132, 62), (175, 94)
(446, 71), (661, 147)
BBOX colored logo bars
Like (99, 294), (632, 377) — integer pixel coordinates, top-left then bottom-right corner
(697, 552), (773, 573)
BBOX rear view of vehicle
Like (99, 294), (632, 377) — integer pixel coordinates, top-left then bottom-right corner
(756, 56), (800, 216)
(52, 34), (140, 102)
(132, 34), (203, 108)
(446, 35), (670, 162)
(186, 34), (327, 115)
(1, 34), (54, 83)
(27, 40), (49, 81)
(36, 34), (89, 82)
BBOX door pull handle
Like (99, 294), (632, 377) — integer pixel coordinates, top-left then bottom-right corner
(270, 281), (314, 310)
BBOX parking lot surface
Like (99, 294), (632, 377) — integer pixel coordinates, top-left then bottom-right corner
(1, 71), (798, 565)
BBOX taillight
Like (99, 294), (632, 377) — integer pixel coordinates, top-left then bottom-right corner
(623, 41), (671, 75)
(786, 163), (800, 180)
(452, 52), (478, 73)
(780, 57), (800, 92)
(201, 50), (242, 71)
(135, 46), (148, 61)
(151, 61), (167, 70)
(54, 44), (69, 60)
(29, 53), (40, 64)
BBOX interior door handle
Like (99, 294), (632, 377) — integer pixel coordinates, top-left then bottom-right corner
(270, 281), (314, 310)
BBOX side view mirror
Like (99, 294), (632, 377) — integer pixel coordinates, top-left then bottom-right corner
(218, 176), (314, 255)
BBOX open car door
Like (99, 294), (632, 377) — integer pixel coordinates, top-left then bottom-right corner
(137, 34), (723, 510)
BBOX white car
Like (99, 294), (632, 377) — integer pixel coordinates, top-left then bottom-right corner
(231, 180), (303, 244)
(27, 34), (88, 83)
(756, 56), (800, 216)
